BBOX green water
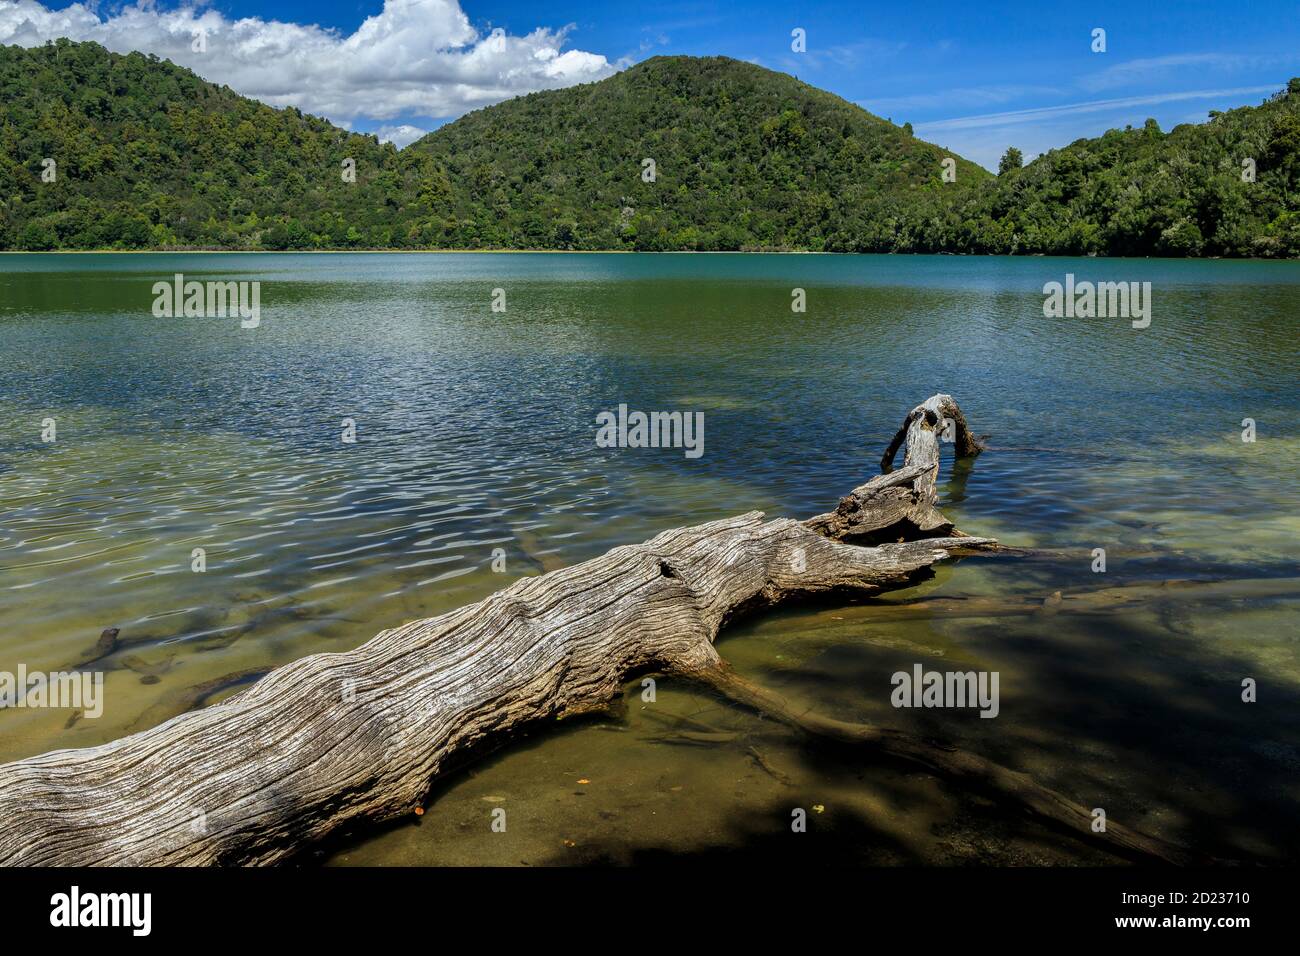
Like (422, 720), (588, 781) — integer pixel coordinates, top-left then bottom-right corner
(0, 252), (1297, 865)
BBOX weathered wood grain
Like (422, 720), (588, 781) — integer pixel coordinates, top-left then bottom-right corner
(0, 394), (1190, 866)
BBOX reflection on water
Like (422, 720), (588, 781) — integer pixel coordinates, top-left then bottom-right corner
(0, 253), (1297, 864)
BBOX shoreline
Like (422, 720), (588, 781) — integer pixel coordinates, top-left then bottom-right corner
(0, 249), (1293, 261)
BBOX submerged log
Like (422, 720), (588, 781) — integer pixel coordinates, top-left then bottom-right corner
(850, 575), (1300, 622)
(693, 666), (1199, 865)
(0, 394), (1183, 866)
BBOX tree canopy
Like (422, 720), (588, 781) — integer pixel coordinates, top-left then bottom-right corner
(1, 41), (1297, 257)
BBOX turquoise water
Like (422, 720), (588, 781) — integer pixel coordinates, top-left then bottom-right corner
(0, 252), (1297, 864)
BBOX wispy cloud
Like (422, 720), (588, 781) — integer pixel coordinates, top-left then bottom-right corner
(779, 37), (906, 75)
(915, 86), (1279, 133)
(862, 84), (1064, 116)
(627, 27), (670, 58)
(1079, 52), (1297, 92)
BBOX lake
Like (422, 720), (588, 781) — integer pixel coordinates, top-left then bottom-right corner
(0, 252), (1297, 865)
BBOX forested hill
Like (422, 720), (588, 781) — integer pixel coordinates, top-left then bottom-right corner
(0, 39), (432, 249)
(403, 55), (988, 250)
(946, 78), (1300, 258)
(0, 43), (986, 251)
(1, 39), (1298, 256)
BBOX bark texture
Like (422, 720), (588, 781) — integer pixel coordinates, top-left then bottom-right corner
(0, 394), (1187, 866)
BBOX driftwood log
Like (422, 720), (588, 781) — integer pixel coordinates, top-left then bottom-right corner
(0, 394), (1193, 865)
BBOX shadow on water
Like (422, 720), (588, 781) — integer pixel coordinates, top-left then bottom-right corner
(704, 562), (1300, 865)
(306, 549), (1297, 867)
(2, 254), (1298, 864)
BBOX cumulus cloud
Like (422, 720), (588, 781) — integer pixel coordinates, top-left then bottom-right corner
(376, 123), (430, 148)
(0, 0), (616, 125)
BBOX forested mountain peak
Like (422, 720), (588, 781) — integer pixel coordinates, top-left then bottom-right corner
(1, 39), (1297, 256)
(405, 52), (989, 251)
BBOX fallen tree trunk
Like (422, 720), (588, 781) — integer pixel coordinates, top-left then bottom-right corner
(0, 394), (1186, 866)
(807, 393), (985, 543)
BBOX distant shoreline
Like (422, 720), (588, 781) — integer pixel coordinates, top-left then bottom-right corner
(0, 249), (1292, 261)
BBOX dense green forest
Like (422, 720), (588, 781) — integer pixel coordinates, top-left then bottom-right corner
(2, 39), (1298, 256)
(938, 82), (1300, 257)
(405, 54), (987, 251)
(0, 39), (426, 249)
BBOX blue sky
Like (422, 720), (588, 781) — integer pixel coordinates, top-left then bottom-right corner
(9, 0), (1300, 167)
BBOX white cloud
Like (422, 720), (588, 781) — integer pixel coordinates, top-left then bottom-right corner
(914, 86), (1278, 134)
(861, 84), (1064, 117)
(1078, 53), (1297, 93)
(777, 37), (905, 76)
(376, 123), (429, 148)
(0, 0), (616, 124)
(915, 86), (1280, 171)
